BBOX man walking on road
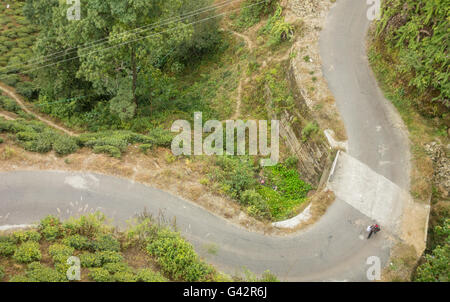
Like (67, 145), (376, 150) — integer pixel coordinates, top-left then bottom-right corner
(367, 224), (381, 239)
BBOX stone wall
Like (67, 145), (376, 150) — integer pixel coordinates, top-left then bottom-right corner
(264, 64), (331, 186)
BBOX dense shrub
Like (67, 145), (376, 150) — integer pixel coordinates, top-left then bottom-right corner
(88, 268), (114, 282)
(39, 215), (63, 241)
(24, 262), (67, 282)
(210, 156), (258, 199)
(136, 269), (167, 282)
(139, 143), (152, 154)
(8, 275), (31, 282)
(12, 230), (41, 243)
(91, 234), (120, 252)
(62, 234), (91, 250)
(62, 213), (110, 237)
(241, 189), (271, 220)
(0, 137), (3, 144)
(146, 228), (213, 282)
(13, 241), (42, 263)
(79, 252), (102, 268)
(52, 135), (79, 156)
(0, 95), (21, 113)
(0, 238), (16, 256)
(98, 251), (124, 264)
(1, 74), (20, 87)
(21, 132), (54, 153)
(48, 244), (74, 264)
(375, 0), (449, 116)
(415, 218), (449, 282)
(103, 262), (132, 274)
(113, 271), (137, 282)
(92, 145), (122, 158)
(15, 82), (37, 100)
(0, 265), (4, 280)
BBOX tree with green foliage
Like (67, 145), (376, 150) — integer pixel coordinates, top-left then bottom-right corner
(22, 0), (221, 121)
(415, 218), (449, 281)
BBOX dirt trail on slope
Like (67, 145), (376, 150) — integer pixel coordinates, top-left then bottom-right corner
(0, 82), (77, 136)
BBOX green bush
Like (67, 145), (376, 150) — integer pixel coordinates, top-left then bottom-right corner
(139, 143), (152, 154)
(48, 244), (74, 264)
(21, 132), (54, 153)
(0, 238), (16, 257)
(14, 78), (35, 95)
(91, 234), (120, 252)
(136, 269), (167, 282)
(146, 128), (174, 147)
(0, 96), (21, 113)
(98, 251), (124, 264)
(8, 275), (32, 282)
(0, 137), (3, 144)
(24, 262), (67, 282)
(2, 74), (20, 87)
(13, 241), (42, 263)
(103, 262), (132, 274)
(301, 122), (319, 142)
(12, 230), (41, 243)
(52, 135), (79, 156)
(88, 268), (114, 282)
(0, 265), (4, 280)
(79, 252), (102, 268)
(39, 215), (63, 241)
(113, 271), (137, 282)
(376, 0), (449, 110)
(93, 145), (121, 158)
(241, 189), (271, 220)
(146, 228), (213, 282)
(210, 156), (258, 199)
(62, 213), (109, 237)
(62, 234), (91, 250)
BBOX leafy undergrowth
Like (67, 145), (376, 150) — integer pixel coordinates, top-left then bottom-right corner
(206, 155), (312, 221)
(0, 1), (38, 69)
(0, 212), (279, 282)
(0, 117), (173, 158)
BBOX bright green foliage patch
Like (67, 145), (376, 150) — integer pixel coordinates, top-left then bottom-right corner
(146, 228), (214, 282)
(13, 241), (42, 263)
(375, 0), (449, 117)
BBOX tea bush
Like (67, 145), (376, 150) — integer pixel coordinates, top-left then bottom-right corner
(52, 135), (79, 156)
(13, 241), (42, 263)
(24, 262), (67, 282)
(136, 269), (167, 282)
(39, 215), (63, 241)
(48, 244), (75, 264)
(79, 252), (102, 268)
(92, 145), (122, 158)
(0, 240), (16, 257)
(62, 234), (91, 250)
(146, 228), (213, 282)
(91, 234), (120, 252)
(88, 268), (114, 282)
(12, 230), (41, 243)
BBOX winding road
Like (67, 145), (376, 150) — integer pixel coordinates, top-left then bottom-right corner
(0, 0), (411, 281)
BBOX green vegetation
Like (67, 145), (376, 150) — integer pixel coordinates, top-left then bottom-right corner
(232, 0), (277, 30)
(0, 213), (278, 282)
(415, 218), (449, 281)
(375, 0), (449, 120)
(208, 156), (312, 221)
(0, 117), (174, 157)
(0, 1), (38, 68)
